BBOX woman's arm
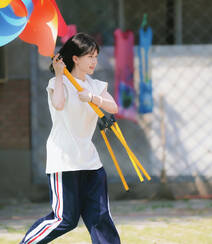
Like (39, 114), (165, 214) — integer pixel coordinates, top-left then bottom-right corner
(78, 82), (118, 114)
(50, 54), (66, 110)
(91, 87), (118, 114)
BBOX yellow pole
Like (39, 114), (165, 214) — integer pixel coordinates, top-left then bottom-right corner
(64, 68), (105, 118)
(114, 122), (144, 181)
(63, 67), (151, 182)
(100, 130), (129, 191)
(114, 122), (151, 181)
(110, 125), (144, 182)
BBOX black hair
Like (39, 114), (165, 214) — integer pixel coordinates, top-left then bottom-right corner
(50, 32), (100, 74)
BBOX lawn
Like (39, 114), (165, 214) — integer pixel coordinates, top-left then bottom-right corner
(1, 199), (212, 244)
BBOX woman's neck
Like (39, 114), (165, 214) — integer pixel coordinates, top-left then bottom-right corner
(71, 68), (86, 81)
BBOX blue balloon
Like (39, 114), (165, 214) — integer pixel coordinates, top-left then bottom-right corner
(0, 0), (33, 47)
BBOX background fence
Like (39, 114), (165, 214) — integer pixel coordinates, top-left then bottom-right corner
(54, 0), (212, 196)
(135, 45), (212, 197)
(57, 0), (212, 45)
(0, 0), (212, 200)
(33, 0), (212, 198)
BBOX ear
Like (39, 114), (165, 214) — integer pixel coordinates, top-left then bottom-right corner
(72, 55), (78, 65)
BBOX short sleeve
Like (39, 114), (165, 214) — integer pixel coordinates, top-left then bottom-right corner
(46, 76), (68, 99)
(46, 77), (55, 92)
(95, 79), (108, 96)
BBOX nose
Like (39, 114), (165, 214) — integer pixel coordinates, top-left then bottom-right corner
(92, 57), (97, 64)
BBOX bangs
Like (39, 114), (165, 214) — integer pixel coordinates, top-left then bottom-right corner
(79, 41), (99, 57)
(50, 33), (100, 73)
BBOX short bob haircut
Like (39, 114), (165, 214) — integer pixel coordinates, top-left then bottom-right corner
(50, 32), (100, 74)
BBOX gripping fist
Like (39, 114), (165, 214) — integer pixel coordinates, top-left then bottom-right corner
(52, 53), (66, 76)
(78, 89), (93, 102)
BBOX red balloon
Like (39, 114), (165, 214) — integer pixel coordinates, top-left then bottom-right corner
(50, 0), (68, 37)
(10, 0), (27, 17)
(19, 0), (58, 56)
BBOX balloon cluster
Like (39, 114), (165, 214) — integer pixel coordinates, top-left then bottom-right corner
(0, 0), (68, 56)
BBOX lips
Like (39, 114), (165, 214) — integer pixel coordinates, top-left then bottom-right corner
(89, 66), (95, 70)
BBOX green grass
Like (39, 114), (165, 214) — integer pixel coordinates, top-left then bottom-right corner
(0, 240), (18, 244)
(151, 202), (174, 210)
(1, 200), (212, 244)
(0, 204), (5, 210)
(206, 202), (212, 208)
(5, 226), (25, 233)
(134, 204), (147, 211)
(1, 218), (212, 244)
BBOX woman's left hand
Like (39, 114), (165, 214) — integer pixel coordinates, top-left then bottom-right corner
(78, 89), (93, 102)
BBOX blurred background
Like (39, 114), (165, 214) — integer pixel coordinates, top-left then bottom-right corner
(0, 0), (212, 203)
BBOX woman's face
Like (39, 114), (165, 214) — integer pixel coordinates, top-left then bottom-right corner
(74, 49), (98, 75)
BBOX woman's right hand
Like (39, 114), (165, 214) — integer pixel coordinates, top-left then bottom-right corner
(52, 53), (66, 77)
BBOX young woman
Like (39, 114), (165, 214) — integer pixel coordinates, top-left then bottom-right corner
(20, 33), (121, 244)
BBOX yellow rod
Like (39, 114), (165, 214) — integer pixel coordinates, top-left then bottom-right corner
(114, 122), (151, 181)
(110, 125), (144, 182)
(114, 122), (143, 180)
(100, 130), (129, 191)
(64, 68), (105, 118)
(63, 67), (151, 181)
(111, 125), (151, 181)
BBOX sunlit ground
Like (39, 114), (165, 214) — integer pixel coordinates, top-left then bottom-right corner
(1, 199), (212, 244)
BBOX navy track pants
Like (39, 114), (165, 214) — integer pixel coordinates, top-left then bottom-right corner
(20, 167), (121, 244)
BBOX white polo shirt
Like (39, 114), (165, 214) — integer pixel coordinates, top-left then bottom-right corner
(45, 74), (107, 174)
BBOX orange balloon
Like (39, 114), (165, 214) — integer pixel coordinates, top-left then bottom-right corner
(19, 0), (58, 56)
(10, 0), (27, 17)
(50, 0), (68, 37)
(0, 0), (12, 8)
